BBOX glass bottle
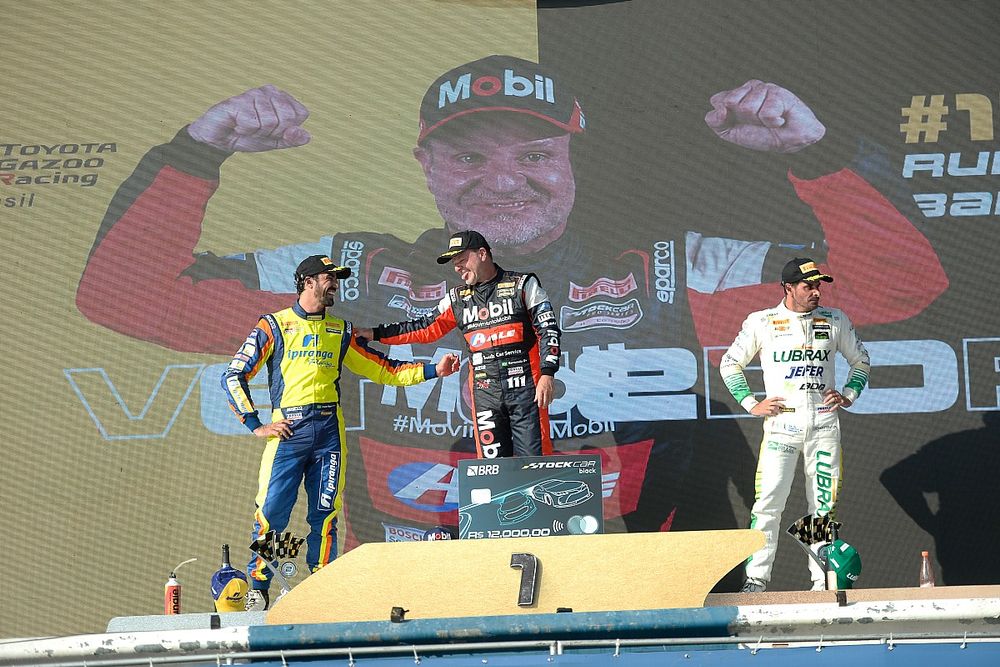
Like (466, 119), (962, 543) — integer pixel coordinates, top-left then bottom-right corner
(919, 550), (936, 587)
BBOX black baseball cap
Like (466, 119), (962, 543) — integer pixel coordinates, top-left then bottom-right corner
(418, 54), (585, 144)
(437, 230), (491, 264)
(781, 258), (833, 284)
(295, 255), (352, 280)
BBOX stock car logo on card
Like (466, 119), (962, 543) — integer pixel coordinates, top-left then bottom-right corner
(457, 454), (604, 539)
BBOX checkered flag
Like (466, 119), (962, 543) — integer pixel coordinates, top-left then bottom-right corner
(247, 530), (304, 596)
(249, 530), (304, 561)
(786, 513), (841, 547)
(786, 513), (841, 571)
(249, 533), (276, 561)
(274, 531), (305, 559)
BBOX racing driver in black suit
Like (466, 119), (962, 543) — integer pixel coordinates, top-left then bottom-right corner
(358, 229), (561, 459)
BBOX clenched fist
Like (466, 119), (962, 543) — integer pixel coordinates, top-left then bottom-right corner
(705, 79), (825, 154)
(188, 84), (311, 152)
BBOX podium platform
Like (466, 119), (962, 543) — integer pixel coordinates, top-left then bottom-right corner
(266, 529), (764, 625)
(11, 532), (1000, 666)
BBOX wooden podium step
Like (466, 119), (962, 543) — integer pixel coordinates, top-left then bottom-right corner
(266, 529), (764, 625)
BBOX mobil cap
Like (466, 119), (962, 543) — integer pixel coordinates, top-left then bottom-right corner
(418, 54), (585, 143)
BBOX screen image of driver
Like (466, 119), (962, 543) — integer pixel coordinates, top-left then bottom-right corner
(77, 55), (946, 535)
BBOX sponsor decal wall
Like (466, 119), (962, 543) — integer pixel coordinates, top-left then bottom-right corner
(3, 0), (999, 637)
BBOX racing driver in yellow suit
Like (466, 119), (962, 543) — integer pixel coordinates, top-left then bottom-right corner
(222, 254), (459, 609)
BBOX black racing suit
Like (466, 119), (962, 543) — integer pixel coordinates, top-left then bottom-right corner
(373, 268), (560, 458)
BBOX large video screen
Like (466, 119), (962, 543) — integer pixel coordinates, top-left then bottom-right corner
(3, 0), (998, 636)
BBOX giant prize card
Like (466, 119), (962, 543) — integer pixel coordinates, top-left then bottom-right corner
(458, 455), (604, 539)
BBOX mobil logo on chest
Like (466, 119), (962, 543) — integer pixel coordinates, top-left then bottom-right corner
(462, 299), (516, 324)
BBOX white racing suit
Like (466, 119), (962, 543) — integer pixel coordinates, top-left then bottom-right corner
(720, 302), (870, 585)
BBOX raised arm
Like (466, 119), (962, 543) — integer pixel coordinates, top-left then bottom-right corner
(372, 293), (459, 345)
(691, 80), (948, 351)
(343, 335), (459, 386)
(76, 86), (312, 354)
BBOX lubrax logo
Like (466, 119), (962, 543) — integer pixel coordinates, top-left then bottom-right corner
(438, 69), (556, 109)
(774, 349), (830, 362)
(816, 450), (836, 513)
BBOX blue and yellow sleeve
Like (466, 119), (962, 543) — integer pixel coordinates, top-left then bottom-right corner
(221, 317), (275, 431)
(343, 336), (436, 386)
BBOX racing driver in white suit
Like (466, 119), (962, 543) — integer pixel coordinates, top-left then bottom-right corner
(720, 258), (870, 592)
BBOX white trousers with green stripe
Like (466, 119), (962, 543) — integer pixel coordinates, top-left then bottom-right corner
(745, 415), (842, 584)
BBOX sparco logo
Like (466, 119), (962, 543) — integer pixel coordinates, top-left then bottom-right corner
(339, 240), (363, 301)
(439, 69), (555, 109)
(653, 241), (676, 304)
(462, 299), (515, 324)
